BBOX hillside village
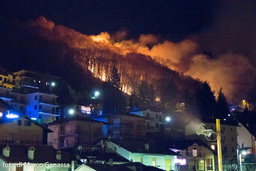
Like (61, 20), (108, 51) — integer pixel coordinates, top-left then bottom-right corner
(0, 68), (255, 171)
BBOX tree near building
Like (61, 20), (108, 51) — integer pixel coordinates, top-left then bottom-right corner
(102, 66), (126, 113)
(216, 88), (230, 119)
(195, 81), (216, 119)
(137, 80), (155, 109)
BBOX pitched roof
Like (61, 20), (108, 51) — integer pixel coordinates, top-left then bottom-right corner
(169, 139), (210, 150)
(80, 151), (129, 163)
(0, 144), (76, 163)
(93, 112), (145, 119)
(87, 162), (165, 171)
(47, 116), (105, 125)
(0, 115), (52, 132)
(110, 139), (178, 155)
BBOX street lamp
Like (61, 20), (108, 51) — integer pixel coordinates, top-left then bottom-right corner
(51, 82), (56, 87)
(68, 109), (75, 115)
(165, 116), (171, 122)
(94, 91), (100, 98)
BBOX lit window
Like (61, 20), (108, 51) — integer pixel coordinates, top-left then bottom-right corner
(192, 148), (197, 157)
(152, 158), (156, 166)
(0, 112), (3, 118)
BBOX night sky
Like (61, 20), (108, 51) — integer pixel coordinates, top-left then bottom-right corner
(1, 0), (256, 103)
(0, 0), (217, 40)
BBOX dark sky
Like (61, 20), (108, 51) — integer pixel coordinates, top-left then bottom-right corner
(0, 0), (217, 41)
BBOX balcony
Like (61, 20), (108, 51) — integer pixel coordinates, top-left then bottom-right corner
(39, 99), (58, 106)
(39, 109), (58, 115)
(0, 93), (13, 100)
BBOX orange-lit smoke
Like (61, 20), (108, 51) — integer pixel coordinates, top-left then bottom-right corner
(28, 16), (256, 102)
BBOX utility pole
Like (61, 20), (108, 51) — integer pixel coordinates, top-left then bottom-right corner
(216, 119), (223, 171)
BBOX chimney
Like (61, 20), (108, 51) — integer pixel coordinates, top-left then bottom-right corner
(3, 146), (10, 157)
(144, 143), (149, 151)
(28, 147), (35, 160)
(56, 150), (61, 160)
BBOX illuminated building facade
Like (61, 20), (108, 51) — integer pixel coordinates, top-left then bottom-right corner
(26, 92), (59, 124)
(170, 140), (216, 171)
(102, 139), (177, 171)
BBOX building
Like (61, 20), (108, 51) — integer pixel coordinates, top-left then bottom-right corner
(170, 140), (216, 171)
(93, 112), (146, 140)
(185, 119), (238, 170)
(0, 87), (27, 114)
(0, 144), (76, 171)
(0, 68), (14, 89)
(47, 117), (104, 149)
(26, 92), (59, 124)
(131, 109), (163, 137)
(0, 99), (11, 118)
(0, 115), (52, 145)
(13, 70), (60, 93)
(101, 139), (178, 171)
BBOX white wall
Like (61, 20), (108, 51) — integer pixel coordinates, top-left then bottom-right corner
(237, 123), (255, 148)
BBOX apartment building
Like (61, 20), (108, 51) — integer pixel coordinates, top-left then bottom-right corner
(26, 92), (59, 124)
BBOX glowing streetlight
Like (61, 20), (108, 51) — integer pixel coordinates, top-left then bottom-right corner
(51, 82), (56, 87)
(165, 116), (171, 122)
(68, 109), (75, 115)
(94, 91), (100, 97)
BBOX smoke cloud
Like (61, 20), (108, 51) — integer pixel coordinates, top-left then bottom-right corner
(28, 16), (256, 103)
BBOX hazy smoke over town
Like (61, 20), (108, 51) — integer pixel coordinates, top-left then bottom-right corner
(28, 13), (256, 103)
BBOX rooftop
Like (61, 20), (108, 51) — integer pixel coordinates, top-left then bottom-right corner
(109, 139), (178, 155)
(0, 144), (76, 163)
(47, 116), (105, 125)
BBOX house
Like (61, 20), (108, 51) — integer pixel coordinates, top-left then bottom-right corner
(0, 144), (77, 171)
(169, 139), (216, 171)
(185, 118), (238, 170)
(93, 112), (146, 139)
(0, 115), (52, 145)
(47, 117), (104, 149)
(101, 139), (178, 171)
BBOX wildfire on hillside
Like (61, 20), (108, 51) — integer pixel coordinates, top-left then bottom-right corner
(28, 16), (256, 103)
